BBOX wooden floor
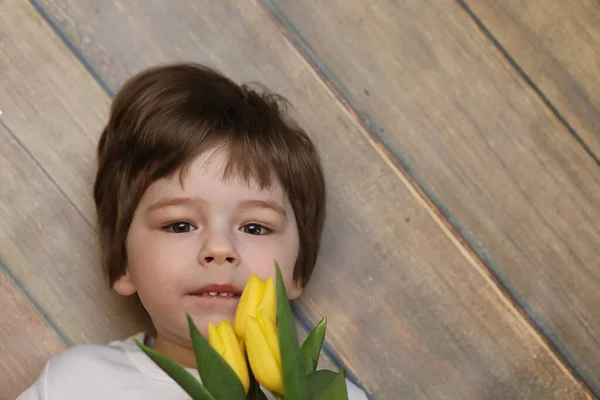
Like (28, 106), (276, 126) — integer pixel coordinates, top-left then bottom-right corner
(1, 0), (599, 399)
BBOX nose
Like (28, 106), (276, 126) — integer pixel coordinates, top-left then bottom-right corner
(198, 229), (239, 266)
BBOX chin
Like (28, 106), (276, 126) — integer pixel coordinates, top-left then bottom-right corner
(184, 311), (236, 333)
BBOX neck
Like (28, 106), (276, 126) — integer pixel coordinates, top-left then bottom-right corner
(152, 333), (197, 369)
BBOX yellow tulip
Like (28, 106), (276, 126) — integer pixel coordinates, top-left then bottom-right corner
(208, 320), (250, 393)
(245, 312), (283, 393)
(234, 274), (276, 339)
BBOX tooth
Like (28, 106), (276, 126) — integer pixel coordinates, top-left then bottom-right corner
(208, 292), (217, 296)
(201, 293), (209, 297)
(219, 292), (230, 297)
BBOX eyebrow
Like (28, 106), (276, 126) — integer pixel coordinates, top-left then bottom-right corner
(237, 199), (287, 218)
(146, 197), (205, 212)
(145, 197), (286, 217)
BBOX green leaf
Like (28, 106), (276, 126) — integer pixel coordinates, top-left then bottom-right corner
(135, 339), (216, 400)
(274, 260), (308, 400)
(301, 317), (327, 375)
(187, 314), (246, 400)
(306, 370), (340, 398)
(313, 369), (349, 400)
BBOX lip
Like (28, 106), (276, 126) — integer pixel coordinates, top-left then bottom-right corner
(189, 284), (242, 296)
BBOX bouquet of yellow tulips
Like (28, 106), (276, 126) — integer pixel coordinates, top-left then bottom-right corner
(135, 262), (349, 399)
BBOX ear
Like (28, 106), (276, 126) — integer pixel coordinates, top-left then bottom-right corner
(113, 269), (137, 296)
(288, 277), (303, 300)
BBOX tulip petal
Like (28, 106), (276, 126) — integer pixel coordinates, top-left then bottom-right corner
(257, 277), (277, 325)
(258, 311), (281, 369)
(234, 275), (265, 338)
(208, 322), (225, 357)
(218, 321), (250, 393)
(245, 316), (283, 393)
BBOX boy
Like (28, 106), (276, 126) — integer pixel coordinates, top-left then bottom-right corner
(18, 63), (367, 399)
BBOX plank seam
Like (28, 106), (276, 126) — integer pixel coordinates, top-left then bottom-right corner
(1, 119), (96, 235)
(1, 119), (84, 348)
(0, 249), (71, 348)
(28, 0), (116, 99)
(23, 2), (366, 396)
(256, 0), (598, 398)
(455, 0), (600, 167)
(455, 2), (600, 395)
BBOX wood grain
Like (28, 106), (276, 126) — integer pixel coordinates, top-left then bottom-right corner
(267, 0), (600, 394)
(0, 265), (65, 400)
(0, 0), (338, 389)
(27, 0), (594, 398)
(0, 0), (153, 346)
(460, 0), (600, 159)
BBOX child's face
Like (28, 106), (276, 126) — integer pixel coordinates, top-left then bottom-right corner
(114, 145), (301, 345)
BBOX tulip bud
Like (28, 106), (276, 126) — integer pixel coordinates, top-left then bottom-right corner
(234, 275), (276, 339)
(208, 320), (250, 393)
(245, 313), (283, 393)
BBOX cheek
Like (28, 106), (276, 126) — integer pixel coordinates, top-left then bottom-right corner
(242, 233), (298, 267)
(126, 230), (191, 294)
(241, 238), (300, 296)
(275, 226), (300, 283)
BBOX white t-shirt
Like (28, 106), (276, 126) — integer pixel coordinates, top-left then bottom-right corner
(17, 332), (368, 400)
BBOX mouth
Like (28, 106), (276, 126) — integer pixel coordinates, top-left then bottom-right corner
(189, 284), (242, 300)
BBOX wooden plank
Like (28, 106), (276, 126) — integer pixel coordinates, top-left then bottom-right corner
(0, 266), (66, 400)
(265, 0), (600, 394)
(459, 0), (600, 159)
(0, 0), (338, 387)
(0, 1), (153, 346)
(28, 0), (593, 398)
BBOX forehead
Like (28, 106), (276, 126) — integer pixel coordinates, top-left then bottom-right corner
(143, 146), (286, 203)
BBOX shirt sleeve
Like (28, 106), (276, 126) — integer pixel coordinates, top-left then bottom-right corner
(346, 378), (370, 400)
(16, 360), (49, 400)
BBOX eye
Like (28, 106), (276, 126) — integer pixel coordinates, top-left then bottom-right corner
(166, 222), (196, 233)
(240, 223), (271, 235)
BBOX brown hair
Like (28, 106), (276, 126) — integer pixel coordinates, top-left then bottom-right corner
(94, 63), (326, 289)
